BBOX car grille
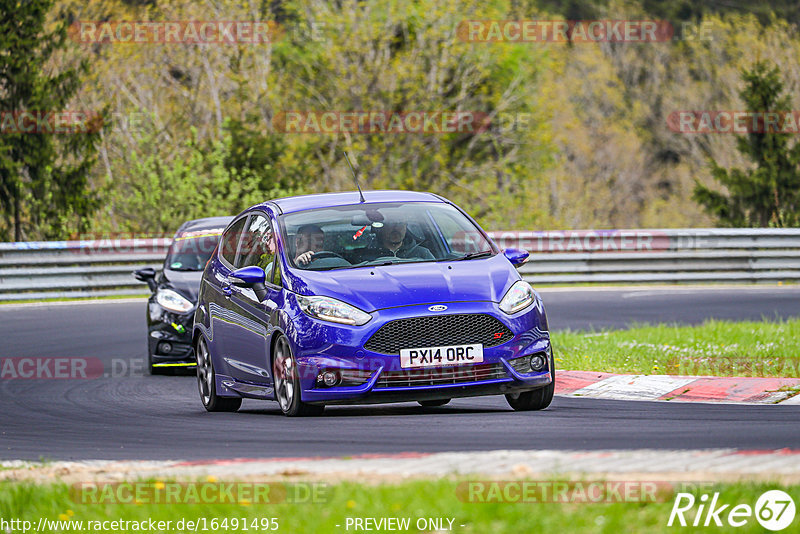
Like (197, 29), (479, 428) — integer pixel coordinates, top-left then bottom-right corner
(374, 362), (508, 388)
(364, 314), (513, 355)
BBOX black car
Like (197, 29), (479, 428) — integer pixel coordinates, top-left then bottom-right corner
(134, 216), (233, 375)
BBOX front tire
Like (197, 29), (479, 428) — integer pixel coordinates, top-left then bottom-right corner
(505, 349), (555, 411)
(196, 337), (242, 412)
(273, 335), (324, 417)
(418, 399), (451, 407)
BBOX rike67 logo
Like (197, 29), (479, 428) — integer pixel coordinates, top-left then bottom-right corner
(668, 490), (796, 531)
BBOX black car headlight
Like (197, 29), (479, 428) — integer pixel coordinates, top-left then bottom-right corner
(155, 288), (193, 314)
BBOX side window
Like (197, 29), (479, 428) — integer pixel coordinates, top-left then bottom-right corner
(220, 217), (248, 266)
(237, 214), (277, 277)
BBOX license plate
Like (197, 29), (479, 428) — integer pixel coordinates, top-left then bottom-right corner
(399, 344), (484, 369)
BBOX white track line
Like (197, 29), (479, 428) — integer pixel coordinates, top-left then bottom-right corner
(569, 375), (697, 401)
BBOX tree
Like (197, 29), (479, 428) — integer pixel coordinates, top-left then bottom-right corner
(107, 120), (308, 234)
(273, 0), (555, 230)
(693, 61), (800, 227)
(0, 0), (100, 241)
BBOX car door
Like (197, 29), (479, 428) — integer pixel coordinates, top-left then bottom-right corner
(223, 212), (281, 387)
(205, 215), (249, 376)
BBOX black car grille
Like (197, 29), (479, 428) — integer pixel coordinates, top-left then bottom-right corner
(375, 362), (508, 388)
(364, 314), (513, 355)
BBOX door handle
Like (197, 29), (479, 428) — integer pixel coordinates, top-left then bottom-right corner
(222, 281), (232, 298)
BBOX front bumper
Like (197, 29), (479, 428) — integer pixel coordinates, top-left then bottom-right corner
(301, 359), (552, 405)
(148, 301), (195, 366)
(289, 299), (551, 405)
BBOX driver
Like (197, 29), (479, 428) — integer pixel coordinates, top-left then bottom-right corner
(369, 216), (434, 260)
(294, 224), (325, 266)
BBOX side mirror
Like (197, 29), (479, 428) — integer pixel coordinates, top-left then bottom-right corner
(503, 248), (529, 267)
(133, 267), (158, 292)
(228, 266), (268, 301)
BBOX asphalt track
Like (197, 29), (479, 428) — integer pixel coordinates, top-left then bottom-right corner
(1, 286), (798, 461)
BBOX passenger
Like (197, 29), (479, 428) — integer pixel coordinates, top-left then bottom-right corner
(368, 216), (434, 260)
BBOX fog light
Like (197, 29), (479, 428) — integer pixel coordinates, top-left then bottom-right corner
(158, 342), (173, 354)
(529, 354), (545, 372)
(322, 371), (340, 387)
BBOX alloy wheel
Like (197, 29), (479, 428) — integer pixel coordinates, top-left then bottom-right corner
(196, 338), (214, 406)
(273, 337), (295, 412)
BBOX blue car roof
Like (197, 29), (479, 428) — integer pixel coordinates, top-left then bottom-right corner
(265, 190), (445, 214)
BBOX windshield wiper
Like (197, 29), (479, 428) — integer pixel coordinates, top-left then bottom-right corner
(308, 265), (353, 271)
(455, 250), (493, 261)
(367, 260), (406, 267)
(309, 260), (397, 271)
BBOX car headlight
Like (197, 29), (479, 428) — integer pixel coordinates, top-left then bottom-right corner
(155, 288), (194, 314)
(499, 280), (535, 315)
(296, 295), (372, 326)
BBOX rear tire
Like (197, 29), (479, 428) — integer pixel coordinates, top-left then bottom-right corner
(273, 335), (325, 417)
(196, 337), (242, 412)
(418, 399), (451, 407)
(505, 349), (555, 411)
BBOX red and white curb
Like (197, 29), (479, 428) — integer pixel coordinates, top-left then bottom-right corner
(4, 449), (800, 482)
(555, 371), (800, 404)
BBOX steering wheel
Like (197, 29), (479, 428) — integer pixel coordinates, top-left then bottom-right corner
(309, 251), (346, 261)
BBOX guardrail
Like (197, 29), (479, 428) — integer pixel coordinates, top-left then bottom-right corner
(0, 238), (168, 301)
(488, 229), (800, 284)
(0, 229), (798, 301)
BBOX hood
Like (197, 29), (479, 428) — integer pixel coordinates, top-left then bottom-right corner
(161, 269), (204, 303)
(289, 254), (518, 312)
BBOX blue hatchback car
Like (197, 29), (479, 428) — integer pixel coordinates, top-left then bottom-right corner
(193, 191), (554, 416)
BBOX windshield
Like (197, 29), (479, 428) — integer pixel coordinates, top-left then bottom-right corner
(279, 202), (495, 271)
(165, 231), (223, 271)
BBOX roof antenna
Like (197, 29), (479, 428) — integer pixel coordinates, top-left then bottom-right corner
(343, 151), (365, 203)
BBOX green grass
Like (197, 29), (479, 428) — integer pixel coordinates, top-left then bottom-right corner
(1, 479), (797, 533)
(553, 318), (800, 377)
